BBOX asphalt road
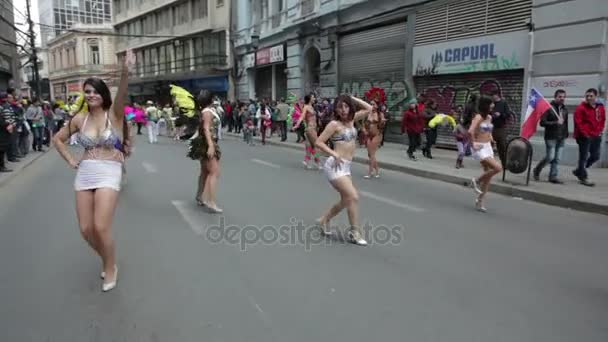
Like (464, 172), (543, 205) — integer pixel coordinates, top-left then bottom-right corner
(1, 134), (607, 342)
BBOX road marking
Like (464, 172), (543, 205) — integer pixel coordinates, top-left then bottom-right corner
(142, 162), (158, 173)
(359, 190), (425, 213)
(251, 158), (280, 168)
(171, 200), (204, 235)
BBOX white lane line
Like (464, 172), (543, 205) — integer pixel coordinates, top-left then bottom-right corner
(142, 162), (158, 173)
(359, 190), (425, 213)
(251, 158), (281, 168)
(171, 200), (204, 235)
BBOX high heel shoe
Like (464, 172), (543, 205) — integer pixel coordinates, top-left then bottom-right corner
(315, 218), (333, 236)
(347, 229), (368, 246)
(102, 265), (118, 292)
(475, 199), (487, 213)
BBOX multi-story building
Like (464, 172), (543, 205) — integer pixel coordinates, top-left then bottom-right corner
(19, 47), (51, 100)
(39, 0), (113, 48)
(47, 24), (117, 101)
(0, 0), (20, 89)
(113, 0), (232, 104)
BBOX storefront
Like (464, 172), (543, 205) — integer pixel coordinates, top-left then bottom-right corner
(339, 21), (408, 116)
(254, 43), (287, 101)
(128, 74), (229, 105)
(412, 30), (529, 146)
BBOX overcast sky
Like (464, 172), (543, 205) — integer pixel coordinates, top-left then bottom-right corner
(13, 0), (41, 47)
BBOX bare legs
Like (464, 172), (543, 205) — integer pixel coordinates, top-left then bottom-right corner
(75, 188), (119, 289)
(202, 158), (222, 211)
(366, 134), (381, 177)
(475, 158), (502, 209)
(196, 159), (208, 205)
(318, 176), (367, 244)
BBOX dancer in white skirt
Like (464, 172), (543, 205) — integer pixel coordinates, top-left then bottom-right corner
(53, 59), (130, 292)
(315, 95), (372, 246)
(468, 95), (503, 212)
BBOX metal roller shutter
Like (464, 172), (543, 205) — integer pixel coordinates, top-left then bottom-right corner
(414, 70), (524, 147)
(339, 22), (407, 84)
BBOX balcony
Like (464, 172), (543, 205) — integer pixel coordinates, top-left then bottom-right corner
(133, 54), (228, 81)
(49, 64), (118, 78)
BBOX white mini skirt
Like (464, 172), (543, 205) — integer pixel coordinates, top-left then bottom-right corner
(473, 142), (494, 161)
(324, 156), (352, 181)
(74, 160), (123, 192)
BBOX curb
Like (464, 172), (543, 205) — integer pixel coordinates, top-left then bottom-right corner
(223, 133), (608, 216)
(0, 149), (51, 189)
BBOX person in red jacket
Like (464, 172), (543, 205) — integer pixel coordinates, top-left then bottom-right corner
(402, 100), (425, 160)
(572, 88), (606, 186)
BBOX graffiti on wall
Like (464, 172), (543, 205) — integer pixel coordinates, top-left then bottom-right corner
(340, 79), (414, 118)
(420, 78), (523, 118)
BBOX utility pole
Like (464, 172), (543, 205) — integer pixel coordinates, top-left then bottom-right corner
(25, 0), (41, 98)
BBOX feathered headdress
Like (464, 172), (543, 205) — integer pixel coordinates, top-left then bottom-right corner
(365, 87), (386, 104)
(170, 84), (196, 118)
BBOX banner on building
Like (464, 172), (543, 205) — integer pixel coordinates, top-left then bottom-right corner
(413, 31), (529, 76)
(256, 44), (285, 66)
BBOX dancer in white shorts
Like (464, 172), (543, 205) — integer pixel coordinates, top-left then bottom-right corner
(53, 57), (131, 292)
(469, 95), (503, 212)
(315, 95), (372, 246)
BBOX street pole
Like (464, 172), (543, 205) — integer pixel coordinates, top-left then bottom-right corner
(25, 0), (41, 98)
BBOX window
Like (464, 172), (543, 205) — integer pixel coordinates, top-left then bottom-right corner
(193, 0), (208, 19)
(89, 40), (100, 65)
(217, 0), (223, 6)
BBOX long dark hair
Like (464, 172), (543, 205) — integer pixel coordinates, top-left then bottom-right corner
(197, 89), (214, 109)
(333, 94), (356, 122)
(477, 95), (493, 119)
(83, 77), (112, 110)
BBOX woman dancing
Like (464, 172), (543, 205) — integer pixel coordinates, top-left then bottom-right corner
(52, 60), (130, 292)
(315, 95), (373, 246)
(363, 99), (386, 178)
(294, 94), (321, 169)
(189, 90), (223, 213)
(468, 95), (502, 212)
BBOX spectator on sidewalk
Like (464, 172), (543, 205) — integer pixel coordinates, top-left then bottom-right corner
(25, 97), (45, 152)
(533, 89), (569, 184)
(491, 90), (514, 167)
(0, 92), (15, 172)
(402, 100), (424, 161)
(275, 98), (289, 142)
(572, 88), (606, 187)
(6, 88), (23, 161)
(422, 99), (438, 159)
(145, 100), (159, 144)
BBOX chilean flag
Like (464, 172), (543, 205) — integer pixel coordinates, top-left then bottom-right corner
(521, 88), (552, 139)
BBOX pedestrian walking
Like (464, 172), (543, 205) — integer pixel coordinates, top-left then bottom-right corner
(533, 89), (569, 183)
(572, 88), (606, 187)
(402, 100), (424, 161)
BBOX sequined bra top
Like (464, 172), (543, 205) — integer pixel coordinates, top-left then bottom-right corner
(479, 122), (494, 133)
(77, 112), (123, 152)
(201, 108), (221, 141)
(331, 126), (358, 142)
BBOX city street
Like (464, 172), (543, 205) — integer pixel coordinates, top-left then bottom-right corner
(1, 135), (607, 342)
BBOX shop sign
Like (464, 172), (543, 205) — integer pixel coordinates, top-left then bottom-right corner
(53, 84), (66, 95)
(531, 74), (602, 104)
(67, 81), (81, 92)
(256, 44), (285, 66)
(413, 31), (529, 76)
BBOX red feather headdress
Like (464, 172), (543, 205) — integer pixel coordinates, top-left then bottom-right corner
(365, 87), (386, 104)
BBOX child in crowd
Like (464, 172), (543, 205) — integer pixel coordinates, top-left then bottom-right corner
(243, 116), (255, 146)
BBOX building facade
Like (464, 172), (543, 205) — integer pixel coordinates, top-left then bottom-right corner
(19, 48), (51, 100)
(0, 0), (20, 90)
(47, 24), (117, 101)
(113, 0), (232, 104)
(528, 0), (608, 166)
(39, 0), (113, 47)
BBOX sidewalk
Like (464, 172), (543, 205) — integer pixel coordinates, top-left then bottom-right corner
(0, 149), (50, 188)
(224, 130), (608, 216)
